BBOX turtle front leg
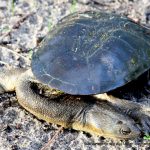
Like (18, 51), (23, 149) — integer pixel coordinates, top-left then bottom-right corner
(95, 94), (150, 134)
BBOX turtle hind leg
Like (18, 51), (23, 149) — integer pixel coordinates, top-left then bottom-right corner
(95, 94), (150, 135)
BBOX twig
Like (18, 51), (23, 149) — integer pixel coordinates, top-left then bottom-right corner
(1, 12), (35, 39)
(0, 61), (11, 68)
(41, 126), (63, 150)
(0, 45), (30, 64)
(92, 0), (111, 7)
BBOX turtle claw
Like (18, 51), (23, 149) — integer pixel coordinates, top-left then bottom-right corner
(140, 116), (150, 134)
(135, 106), (150, 135)
(131, 110), (150, 135)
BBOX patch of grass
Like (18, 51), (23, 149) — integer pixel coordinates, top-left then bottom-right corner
(28, 49), (34, 59)
(144, 135), (150, 140)
(70, 0), (77, 13)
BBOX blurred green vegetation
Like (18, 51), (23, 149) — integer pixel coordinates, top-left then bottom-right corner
(48, 21), (53, 32)
(11, 0), (15, 15)
(144, 135), (150, 140)
(28, 49), (34, 59)
(70, 0), (77, 13)
(0, 26), (10, 34)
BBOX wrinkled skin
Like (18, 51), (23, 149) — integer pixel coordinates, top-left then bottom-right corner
(1, 68), (150, 139)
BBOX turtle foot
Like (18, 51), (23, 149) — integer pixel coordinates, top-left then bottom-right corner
(141, 115), (150, 135)
(136, 108), (150, 135)
(127, 110), (150, 135)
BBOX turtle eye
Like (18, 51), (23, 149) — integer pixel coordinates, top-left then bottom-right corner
(120, 127), (131, 135)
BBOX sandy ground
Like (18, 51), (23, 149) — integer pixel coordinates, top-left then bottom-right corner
(0, 0), (150, 149)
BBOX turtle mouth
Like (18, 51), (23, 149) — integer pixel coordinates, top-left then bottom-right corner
(104, 131), (140, 140)
(101, 126), (141, 140)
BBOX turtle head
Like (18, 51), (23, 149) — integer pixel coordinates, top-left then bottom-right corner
(84, 102), (141, 139)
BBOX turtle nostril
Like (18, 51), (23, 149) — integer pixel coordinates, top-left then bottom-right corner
(120, 127), (131, 135)
(117, 121), (123, 124)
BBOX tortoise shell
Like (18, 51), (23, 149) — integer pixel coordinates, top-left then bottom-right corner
(31, 11), (150, 95)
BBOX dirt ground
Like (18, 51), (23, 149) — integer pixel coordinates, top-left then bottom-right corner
(0, 0), (150, 149)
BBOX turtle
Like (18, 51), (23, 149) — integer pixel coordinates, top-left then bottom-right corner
(1, 11), (150, 140)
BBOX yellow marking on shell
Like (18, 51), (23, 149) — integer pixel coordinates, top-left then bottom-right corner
(131, 58), (136, 64)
